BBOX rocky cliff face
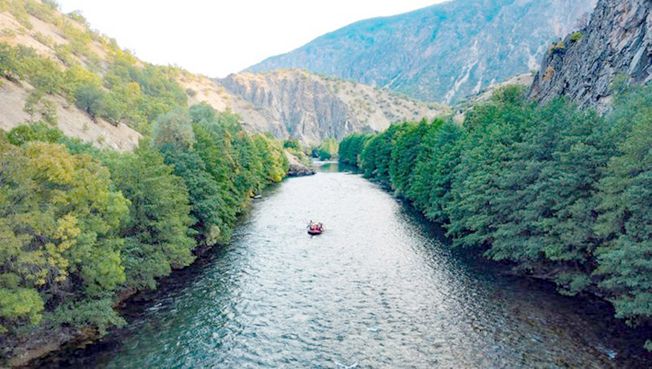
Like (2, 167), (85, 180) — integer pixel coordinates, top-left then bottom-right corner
(216, 70), (447, 145)
(248, 0), (596, 103)
(529, 0), (652, 111)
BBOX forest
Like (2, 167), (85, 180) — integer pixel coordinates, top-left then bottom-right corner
(0, 0), (294, 349)
(339, 85), (652, 349)
(0, 104), (288, 342)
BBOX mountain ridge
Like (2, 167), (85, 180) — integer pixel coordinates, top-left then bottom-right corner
(0, 2), (445, 147)
(215, 69), (447, 145)
(248, 0), (597, 103)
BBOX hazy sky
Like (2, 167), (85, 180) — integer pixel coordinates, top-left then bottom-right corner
(57, 0), (446, 77)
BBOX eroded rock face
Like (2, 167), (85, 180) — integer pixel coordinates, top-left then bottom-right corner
(218, 70), (446, 145)
(529, 0), (652, 111)
(285, 150), (316, 177)
(248, 0), (596, 103)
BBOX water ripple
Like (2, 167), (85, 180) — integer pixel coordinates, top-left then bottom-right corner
(60, 170), (650, 369)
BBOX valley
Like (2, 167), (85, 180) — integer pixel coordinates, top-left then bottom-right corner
(1, 0), (651, 367)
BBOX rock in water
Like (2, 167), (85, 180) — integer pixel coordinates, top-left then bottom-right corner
(285, 151), (316, 177)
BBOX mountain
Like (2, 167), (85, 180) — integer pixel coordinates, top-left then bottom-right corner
(0, 4), (142, 151)
(529, 0), (652, 111)
(248, 0), (597, 103)
(176, 69), (446, 146)
(214, 70), (447, 145)
(0, 4), (446, 149)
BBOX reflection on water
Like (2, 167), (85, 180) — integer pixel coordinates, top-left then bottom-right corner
(313, 160), (341, 173)
(49, 169), (651, 369)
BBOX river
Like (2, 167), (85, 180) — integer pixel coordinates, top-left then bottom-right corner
(47, 164), (651, 368)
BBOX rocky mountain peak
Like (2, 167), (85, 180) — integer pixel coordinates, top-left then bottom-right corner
(248, 0), (597, 103)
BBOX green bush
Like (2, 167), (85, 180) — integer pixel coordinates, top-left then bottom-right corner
(0, 43), (22, 81)
(550, 40), (566, 53)
(23, 90), (58, 125)
(0, 42), (189, 134)
(74, 83), (105, 118)
(283, 139), (300, 150)
(570, 31), (583, 42)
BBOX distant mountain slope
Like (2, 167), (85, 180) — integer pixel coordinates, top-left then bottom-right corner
(529, 0), (652, 111)
(0, 2), (446, 149)
(215, 70), (447, 145)
(0, 2), (141, 150)
(248, 0), (596, 103)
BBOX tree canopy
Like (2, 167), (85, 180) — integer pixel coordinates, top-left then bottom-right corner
(0, 105), (288, 342)
(339, 84), (652, 349)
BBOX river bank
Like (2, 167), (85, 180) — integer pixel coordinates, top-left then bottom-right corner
(1, 177), (285, 369)
(27, 166), (652, 368)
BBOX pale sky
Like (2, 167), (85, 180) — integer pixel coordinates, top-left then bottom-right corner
(57, 0), (446, 78)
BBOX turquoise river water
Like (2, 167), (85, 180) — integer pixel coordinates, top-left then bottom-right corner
(44, 164), (651, 368)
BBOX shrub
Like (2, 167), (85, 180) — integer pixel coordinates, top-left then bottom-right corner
(550, 41), (566, 54)
(74, 83), (105, 118)
(570, 31), (583, 43)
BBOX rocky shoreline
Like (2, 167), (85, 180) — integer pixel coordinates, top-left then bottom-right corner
(285, 151), (316, 177)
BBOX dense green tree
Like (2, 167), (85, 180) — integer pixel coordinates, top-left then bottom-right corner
(0, 16), (296, 347)
(360, 124), (405, 185)
(407, 121), (465, 223)
(338, 133), (372, 167)
(389, 119), (436, 196)
(189, 102), (218, 124)
(104, 144), (195, 291)
(192, 119), (240, 238)
(594, 86), (652, 337)
(0, 142), (128, 333)
(231, 132), (266, 197)
(253, 134), (289, 184)
(483, 99), (611, 294)
(339, 84), (652, 349)
(159, 144), (226, 247)
(152, 108), (195, 150)
(446, 87), (535, 250)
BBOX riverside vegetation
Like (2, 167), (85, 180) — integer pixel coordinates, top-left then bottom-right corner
(1, 0), (650, 365)
(0, 2), (288, 356)
(0, 5), (288, 360)
(0, 105), (287, 355)
(339, 85), (652, 349)
(0, 105), (287, 354)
